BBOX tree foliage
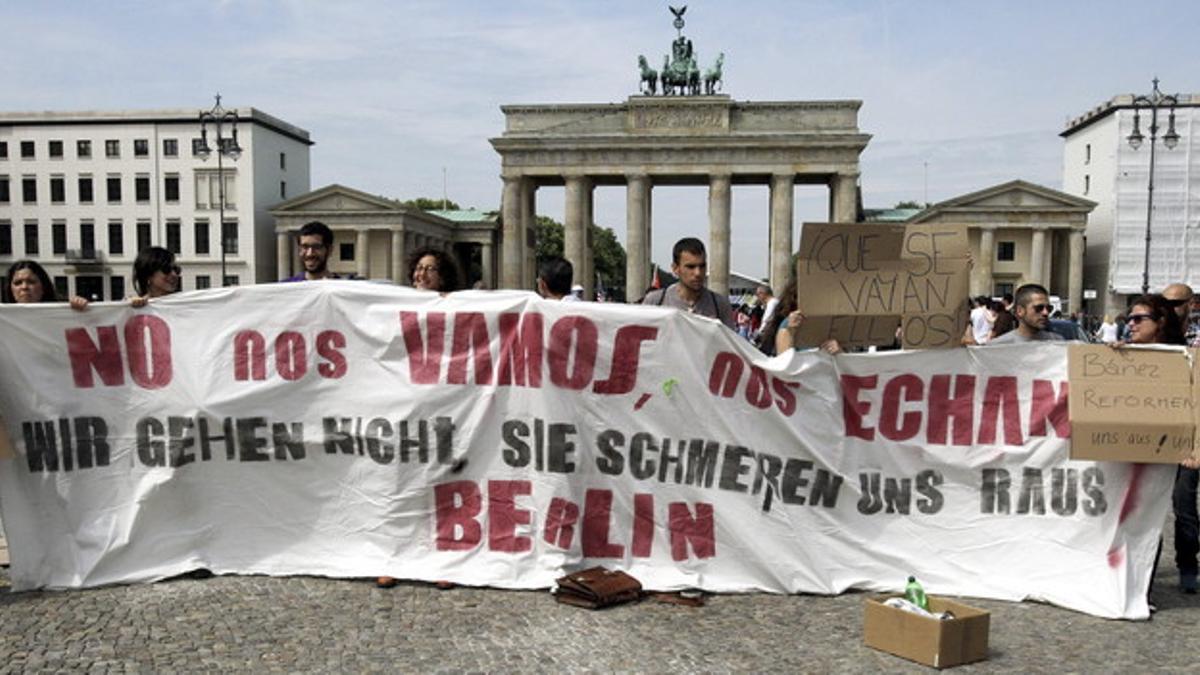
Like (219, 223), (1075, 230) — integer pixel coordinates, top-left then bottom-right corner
(894, 200), (929, 209)
(403, 197), (461, 211)
(533, 216), (627, 301)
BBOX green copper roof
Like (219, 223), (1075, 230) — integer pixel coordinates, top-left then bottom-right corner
(426, 208), (498, 223)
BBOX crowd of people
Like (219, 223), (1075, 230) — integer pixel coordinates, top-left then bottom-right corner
(2, 221), (1199, 598)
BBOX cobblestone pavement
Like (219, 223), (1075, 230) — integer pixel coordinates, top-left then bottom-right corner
(0, 530), (1195, 673)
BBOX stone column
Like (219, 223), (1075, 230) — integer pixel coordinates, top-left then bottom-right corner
(1043, 231), (1054, 289)
(625, 174), (650, 302)
(1068, 228), (1084, 313)
(564, 175), (589, 297)
(976, 226), (995, 297)
(480, 241), (495, 289)
(391, 228), (406, 283)
(708, 173), (732, 295)
(769, 173), (795, 296)
(645, 184), (653, 284)
(521, 179), (537, 290)
(583, 183), (595, 300)
(356, 229), (370, 278)
(500, 175), (522, 289)
(831, 172), (859, 223)
(1029, 227), (1047, 285)
(276, 231), (291, 280)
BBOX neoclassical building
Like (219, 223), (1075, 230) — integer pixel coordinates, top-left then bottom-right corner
(907, 180), (1095, 313)
(491, 95), (870, 300)
(270, 184), (499, 286)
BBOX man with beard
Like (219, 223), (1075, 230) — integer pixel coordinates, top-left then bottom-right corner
(987, 283), (1063, 344)
(283, 221), (343, 281)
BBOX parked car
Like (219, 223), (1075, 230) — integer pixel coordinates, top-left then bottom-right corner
(1047, 319), (1094, 342)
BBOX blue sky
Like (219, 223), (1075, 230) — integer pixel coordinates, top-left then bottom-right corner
(3, 0), (1198, 278)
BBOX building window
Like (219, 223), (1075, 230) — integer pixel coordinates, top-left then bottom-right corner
(195, 275), (211, 290)
(222, 221), (239, 256)
(1085, 143), (1091, 164)
(52, 221), (67, 255)
(137, 221), (151, 252)
(163, 139), (178, 157)
(105, 140), (120, 158)
(134, 139), (149, 157)
(78, 176), (93, 203)
(0, 222), (10, 255)
(106, 175), (122, 203)
(24, 222), (38, 255)
(20, 141), (35, 159)
(53, 276), (68, 299)
(0, 141), (7, 159)
(135, 175), (150, 202)
(280, 152), (286, 171)
(194, 171), (236, 209)
(280, 180), (287, 199)
(49, 140), (63, 158)
(80, 221), (95, 257)
(191, 138), (207, 156)
(194, 220), (210, 255)
(0, 176), (8, 203)
(340, 242), (355, 261)
(108, 220), (124, 255)
(223, 275), (239, 287)
(166, 220), (181, 254)
(1084, 174), (1090, 195)
(110, 276), (125, 301)
(22, 177), (36, 203)
(164, 174), (180, 202)
(50, 176), (65, 203)
(77, 140), (91, 158)
(997, 241), (1016, 262)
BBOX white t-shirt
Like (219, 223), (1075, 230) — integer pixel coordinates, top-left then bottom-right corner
(1097, 322), (1118, 343)
(760, 297), (780, 332)
(970, 306), (994, 344)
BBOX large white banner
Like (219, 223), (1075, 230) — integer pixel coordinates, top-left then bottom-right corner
(0, 282), (1173, 619)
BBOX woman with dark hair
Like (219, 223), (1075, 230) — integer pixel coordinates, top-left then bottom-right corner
(3, 260), (88, 309)
(131, 246), (180, 306)
(760, 273), (840, 355)
(1124, 293), (1186, 346)
(407, 247), (461, 294)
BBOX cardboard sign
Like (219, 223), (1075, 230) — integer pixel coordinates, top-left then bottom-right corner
(1067, 344), (1197, 463)
(793, 223), (970, 350)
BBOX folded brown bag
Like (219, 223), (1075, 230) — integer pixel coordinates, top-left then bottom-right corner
(554, 566), (642, 609)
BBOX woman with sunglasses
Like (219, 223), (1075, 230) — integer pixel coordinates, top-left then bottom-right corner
(130, 247), (181, 307)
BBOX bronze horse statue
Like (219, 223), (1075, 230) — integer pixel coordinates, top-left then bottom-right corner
(704, 52), (724, 95)
(637, 55), (658, 95)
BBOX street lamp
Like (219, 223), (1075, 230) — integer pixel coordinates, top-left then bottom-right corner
(197, 94), (243, 286)
(1126, 77), (1180, 295)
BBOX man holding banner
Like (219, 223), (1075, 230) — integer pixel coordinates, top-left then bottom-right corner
(988, 284), (1063, 345)
(642, 237), (734, 329)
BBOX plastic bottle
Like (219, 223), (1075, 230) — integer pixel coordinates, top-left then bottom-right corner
(905, 575), (928, 611)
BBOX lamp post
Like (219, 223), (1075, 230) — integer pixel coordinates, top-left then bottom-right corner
(197, 94), (242, 286)
(1126, 78), (1180, 295)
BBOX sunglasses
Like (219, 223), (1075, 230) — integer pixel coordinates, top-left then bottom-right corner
(1126, 313), (1156, 325)
(1029, 303), (1051, 314)
(160, 264), (181, 275)
(1165, 297), (1190, 308)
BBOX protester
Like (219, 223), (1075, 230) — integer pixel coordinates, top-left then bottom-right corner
(3, 260), (88, 309)
(641, 237), (734, 329)
(987, 284), (1063, 344)
(1158, 284), (1200, 594)
(759, 275), (840, 355)
(536, 257), (579, 302)
(409, 248), (461, 294)
(1095, 315), (1119, 344)
(969, 295), (994, 344)
(1001, 292), (1014, 313)
(284, 221), (342, 282)
(989, 305), (1016, 340)
(129, 247), (180, 307)
(752, 284), (779, 344)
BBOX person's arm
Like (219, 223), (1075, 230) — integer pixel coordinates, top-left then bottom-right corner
(68, 296), (89, 311)
(130, 296), (148, 308)
(775, 311), (801, 354)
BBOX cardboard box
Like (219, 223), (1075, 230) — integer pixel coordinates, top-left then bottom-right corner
(863, 595), (990, 669)
(1067, 345), (1197, 464)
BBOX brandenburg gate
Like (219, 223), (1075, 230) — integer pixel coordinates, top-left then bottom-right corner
(492, 96), (871, 299)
